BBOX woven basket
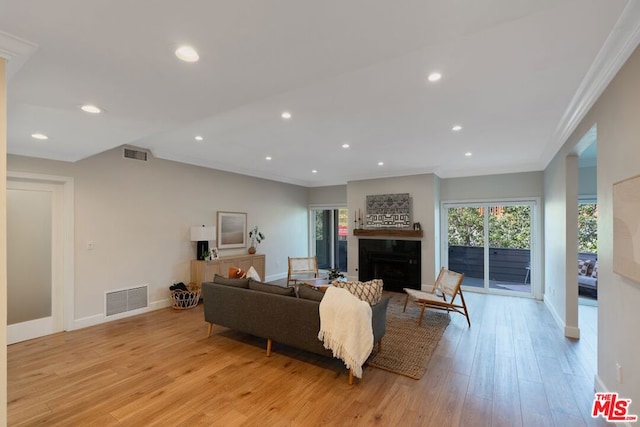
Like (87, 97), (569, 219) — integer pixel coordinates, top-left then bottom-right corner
(170, 283), (200, 309)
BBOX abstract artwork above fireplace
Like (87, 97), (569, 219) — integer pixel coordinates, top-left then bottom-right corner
(365, 193), (411, 228)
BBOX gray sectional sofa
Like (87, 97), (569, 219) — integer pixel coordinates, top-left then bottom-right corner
(202, 275), (389, 383)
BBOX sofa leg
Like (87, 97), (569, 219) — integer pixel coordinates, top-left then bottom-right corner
(207, 323), (213, 338)
(348, 369), (354, 385)
(266, 338), (272, 357)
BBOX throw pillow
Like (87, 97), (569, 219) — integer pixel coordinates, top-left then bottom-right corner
(213, 274), (250, 288)
(249, 279), (295, 297)
(591, 260), (598, 278)
(245, 266), (261, 282)
(228, 266), (246, 279)
(578, 259), (591, 276)
(333, 279), (383, 305)
(297, 285), (325, 302)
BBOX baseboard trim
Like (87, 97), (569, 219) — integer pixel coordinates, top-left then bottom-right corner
(72, 299), (171, 331)
(265, 272), (287, 282)
(594, 374), (608, 393)
(564, 325), (580, 339)
(543, 294), (580, 338)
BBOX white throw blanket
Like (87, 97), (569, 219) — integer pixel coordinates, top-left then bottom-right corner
(318, 286), (373, 378)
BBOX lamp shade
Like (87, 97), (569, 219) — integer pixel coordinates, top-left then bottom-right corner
(190, 226), (216, 242)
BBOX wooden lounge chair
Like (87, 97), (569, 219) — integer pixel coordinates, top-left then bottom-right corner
(403, 267), (470, 327)
(286, 256), (319, 287)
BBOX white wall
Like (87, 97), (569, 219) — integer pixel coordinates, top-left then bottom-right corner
(578, 166), (597, 198)
(7, 147), (309, 327)
(440, 171), (544, 201)
(1, 56), (7, 426)
(308, 185), (346, 205)
(347, 174), (437, 286)
(546, 45), (640, 403)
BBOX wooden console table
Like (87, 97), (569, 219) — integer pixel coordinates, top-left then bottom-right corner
(191, 254), (266, 287)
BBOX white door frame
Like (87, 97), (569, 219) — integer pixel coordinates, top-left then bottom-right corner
(440, 197), (542, 300)
(7, 172), (74, 342)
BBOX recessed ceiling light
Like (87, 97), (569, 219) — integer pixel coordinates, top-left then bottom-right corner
(31, 133), (48, 140)
(281, 111), (292, 119)
(465, 152), (473, 157)
(175, 45), (199, 62)
(452, 125), (463, 132)
(265, 156), (272, 161)
(312, 169), (318, 174)
(377, 161), (384, 166)
(342, 143), (350, 149)
(81, 104), (101, 114)
(194, 135), (203, 141)
(427, 72), (442, 82)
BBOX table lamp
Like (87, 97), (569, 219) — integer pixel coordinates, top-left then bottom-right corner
(190, 225), (216, 260)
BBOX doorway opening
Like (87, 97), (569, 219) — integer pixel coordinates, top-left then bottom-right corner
(310, 207), (347, 273)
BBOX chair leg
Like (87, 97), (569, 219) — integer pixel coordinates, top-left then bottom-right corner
(348, 369), (354, 385)
(458, 290), (471, 327)
(266, 338), (272, 357)
(418, 304), (426, 326)
(207, 323), (213, 338)
(403, 293), (410, 312)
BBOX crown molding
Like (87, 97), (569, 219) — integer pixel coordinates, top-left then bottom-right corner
(0, 30), (38, 79)
(542, 0), (640, 167)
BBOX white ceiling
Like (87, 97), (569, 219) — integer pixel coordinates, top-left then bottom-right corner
(1, 0), (638, 187)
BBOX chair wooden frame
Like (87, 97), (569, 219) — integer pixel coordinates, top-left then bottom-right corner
(286, 256), (319, 287)
(403, 267), (470, 327)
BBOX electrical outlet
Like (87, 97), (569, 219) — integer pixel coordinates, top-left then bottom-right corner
(86, 240), (94, 250)
(616, 363), (622, 383)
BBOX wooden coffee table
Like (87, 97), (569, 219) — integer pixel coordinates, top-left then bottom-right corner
(301, 278), (332, 292)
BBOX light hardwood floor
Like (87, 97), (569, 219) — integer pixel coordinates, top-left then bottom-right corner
(8, 291), (606, 426)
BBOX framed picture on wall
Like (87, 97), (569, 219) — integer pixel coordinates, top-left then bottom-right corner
(217, 211), (247, 249)
(613, 174), (640, 284)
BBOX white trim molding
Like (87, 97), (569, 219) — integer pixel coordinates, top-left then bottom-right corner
(543, 0), (640, 168)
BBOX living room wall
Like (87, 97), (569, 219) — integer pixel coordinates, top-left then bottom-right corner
(346, 174), (438, 286)
(308, 185), (346, 205)
(545, 45), (640, 404)
(7, 147), (309, 328)
(439, 171), (544, 201)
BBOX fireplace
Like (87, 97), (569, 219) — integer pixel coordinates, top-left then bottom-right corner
(358, 239), (421, 292)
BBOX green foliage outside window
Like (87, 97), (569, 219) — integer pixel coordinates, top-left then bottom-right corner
(578, 203), (598, 253)
(447, 204), (597, 253)
(448, 205), (531, 249)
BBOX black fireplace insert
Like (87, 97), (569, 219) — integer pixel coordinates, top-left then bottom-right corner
(358, 239), (421, 292)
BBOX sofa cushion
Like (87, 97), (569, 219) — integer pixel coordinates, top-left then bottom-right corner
(245, 266), (262, 282)
(213, 274), (250, 288)
(249, 279), (295, 296)
(298, 285), (325, 302)
(228, 266), (247, 279)
(332, 279), (383, 305)
(578, 259), (593, 276)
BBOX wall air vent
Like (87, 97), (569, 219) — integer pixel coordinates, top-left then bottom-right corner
(123, 147), (148, 161)
(106, 285), (148, 316)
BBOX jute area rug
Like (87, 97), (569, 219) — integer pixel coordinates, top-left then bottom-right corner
(367, 293), (451, 380)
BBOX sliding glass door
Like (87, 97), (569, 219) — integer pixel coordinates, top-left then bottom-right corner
(311, 207), (347, 271)
(444, 201), (535, 296)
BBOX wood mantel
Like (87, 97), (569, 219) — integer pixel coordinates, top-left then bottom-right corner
(353, 229), (423, 238)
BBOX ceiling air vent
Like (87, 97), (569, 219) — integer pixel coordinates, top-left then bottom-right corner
(123, 147), (148, 161)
